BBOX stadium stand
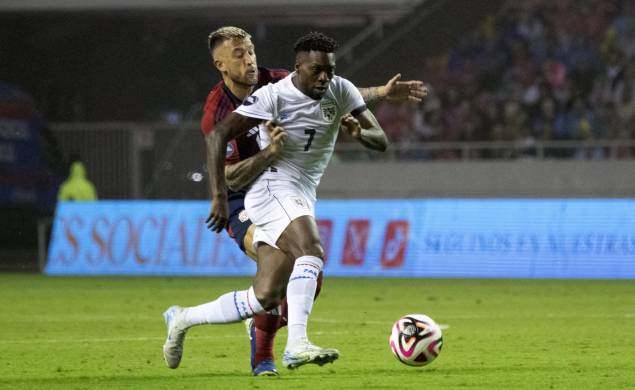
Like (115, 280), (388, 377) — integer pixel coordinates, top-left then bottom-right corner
(375, 0), (635, 159)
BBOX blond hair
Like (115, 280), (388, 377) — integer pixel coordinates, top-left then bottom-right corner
(208, 26), (251, 54)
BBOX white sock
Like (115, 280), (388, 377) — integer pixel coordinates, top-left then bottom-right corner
(285, 255), (323, 346)
(183, 286), (265, 327)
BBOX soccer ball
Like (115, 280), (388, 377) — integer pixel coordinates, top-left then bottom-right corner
(389, 313), (443, 366)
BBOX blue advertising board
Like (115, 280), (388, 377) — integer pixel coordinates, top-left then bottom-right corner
(45, 199), (635, 278)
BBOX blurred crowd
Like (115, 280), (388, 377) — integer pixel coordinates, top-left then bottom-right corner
(374, 0), (635, 159)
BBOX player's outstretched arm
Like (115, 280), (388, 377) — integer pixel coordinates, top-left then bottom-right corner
(358, 74), (427, 105)
(224, 121), (287, 191)
(341, 110), (388, 152)
(205, 112), (262, 233)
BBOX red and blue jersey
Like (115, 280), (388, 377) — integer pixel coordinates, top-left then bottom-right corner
(200, 67), (289, 245)
(201, 67), (289, 166)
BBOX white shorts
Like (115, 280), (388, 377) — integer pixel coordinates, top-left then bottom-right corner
(244, 179), (316, 250)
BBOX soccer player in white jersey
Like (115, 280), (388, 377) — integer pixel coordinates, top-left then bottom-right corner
(163, 31), (388, 371)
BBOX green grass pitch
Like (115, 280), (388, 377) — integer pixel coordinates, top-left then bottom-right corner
(0, 274), (634, 389)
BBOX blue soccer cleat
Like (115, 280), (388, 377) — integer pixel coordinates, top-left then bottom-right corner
(253, 359), (279, 376)
(245, 318), (279, 376)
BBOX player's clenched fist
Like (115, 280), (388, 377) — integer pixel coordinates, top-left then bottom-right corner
(265, 120), (288, 155)
(340, 114), (362, 139)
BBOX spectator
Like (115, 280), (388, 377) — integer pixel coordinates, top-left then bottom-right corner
(351, 0), (635, 160)
(532, 96), (557, 141)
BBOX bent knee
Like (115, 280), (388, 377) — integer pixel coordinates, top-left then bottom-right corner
(254, 287), (283, 311)
(300, 242), (324, 260)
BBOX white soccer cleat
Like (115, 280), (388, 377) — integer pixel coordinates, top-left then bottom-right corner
(282, 338), (340, 369)
(162, 305), (189, 369)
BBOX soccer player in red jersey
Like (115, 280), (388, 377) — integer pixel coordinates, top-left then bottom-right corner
(164, 26), (426, 376)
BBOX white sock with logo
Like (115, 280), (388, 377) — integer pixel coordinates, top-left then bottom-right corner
(183, 286), (265, 327)
(285, 255), (323, 347)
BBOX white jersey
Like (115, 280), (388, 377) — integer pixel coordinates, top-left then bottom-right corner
(234, 72), (365, 190)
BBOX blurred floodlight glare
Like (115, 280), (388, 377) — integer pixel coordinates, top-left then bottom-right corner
(187, 172), (203, 182)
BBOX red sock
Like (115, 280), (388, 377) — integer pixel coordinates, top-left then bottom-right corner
(279, 271), (323, 329)
(253, 272), (325, 365)
(279, 299), (288, 328)
(253, 312), (282, 365)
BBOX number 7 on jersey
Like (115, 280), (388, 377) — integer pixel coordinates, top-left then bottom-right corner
(304, 128), (316, 151)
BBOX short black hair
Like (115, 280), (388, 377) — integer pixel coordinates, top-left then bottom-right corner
(294, 32), (339, 54)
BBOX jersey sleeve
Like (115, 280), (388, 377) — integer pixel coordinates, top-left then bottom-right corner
(234, 84), (276, 121)
(336, 77), (367, 117)
(200, 82), (227, 136)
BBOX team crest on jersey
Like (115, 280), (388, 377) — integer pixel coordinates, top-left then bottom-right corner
(238, 210), (249, 223)
(226, 142), (235, 157)
(320, 99), (337, 122)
